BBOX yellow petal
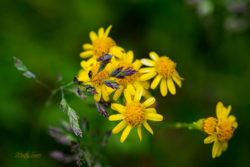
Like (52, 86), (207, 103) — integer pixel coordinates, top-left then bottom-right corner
(142, 89), (152, 99)
(173, 70), (184, 80)
(111, 103), (125, 113)
(232, 122), (238, 128)
(82, 43), (93, 50)
(78, 70), (89, 82)
(221, 142), (228, 151)
(143, 121), (153, 134)
(109, 114), (124, 121)
(132, 60), (142, 70)
(228, 115), (236, 123)
(223, 105), (231, 118)
(172, 75), (182, 88)
(143, 97), (156, 107)
(102, 85), (109, 101)
(125, 51), (134, 64)
(120, 125), (132, 143)
(89, 31), (97, 42)
(127, 84), (136, 95)
(94, 87), (101, 102)
(216, 101), (224, 120)
(113, 87), (124, 101)
(139, 67), (155, 74)
(124, 89), (131, 104)
(141, 58), (155, 66)
(151, 74), (162, 89)
(80, 58), (96, 69)
(98, 27), (104, 37)
(167, 78), (176, 95)
(145, 108), (157, 113)
(204, 135), (216, 144)
(104, 25), (112, 37)
(160, 79), (167, 96)
(80, 50), (93, 58)
(112, 120), (127, 134)
(109, 46), (124, 58)
(137, 125), (142, 141)
(140, 71), (157, 81)
(149, 51), (159, 61)
(216, 145), (223, 157)
(145, 113), (163, 121)
(212, 141), (220, 159)
(140, 80), (150, 89)
(134, 86), (143, 102)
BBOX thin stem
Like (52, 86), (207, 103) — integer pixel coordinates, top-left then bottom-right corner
(45, 81), (74, 107)
(159, 122), (202, 131)
(61, 87), (64, 99)
(84, 76), (111, 84)
(34, 78), (52, 91)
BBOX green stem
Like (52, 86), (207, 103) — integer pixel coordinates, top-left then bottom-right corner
(34, 78), (52, 91)
(45, 81), (74, 107)
(160, 121), (203, 131)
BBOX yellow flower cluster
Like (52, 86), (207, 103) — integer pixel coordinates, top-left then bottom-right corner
(202, 101), (238, 158)
(77, 25), (185, 142)
(78, 25), (150, 102)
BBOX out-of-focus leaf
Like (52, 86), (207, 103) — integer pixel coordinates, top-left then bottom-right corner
(50, 151), (74, 163)
(13, 57), (36, 79)
(82, 84), (97, 95)
(95, 102), (109, 118)
(83, 150), (93, 167)
(81, 117), (88, 131)
(60, 98), (68, 113)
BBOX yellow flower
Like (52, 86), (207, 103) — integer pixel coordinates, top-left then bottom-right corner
(78, 62), (114, 102)
(109, 87), (163, 143)
(203, 101), (238, 158)
(139, 51), (183, 96)
(80, 25), (116, 59)
(110, 50), (149, 101)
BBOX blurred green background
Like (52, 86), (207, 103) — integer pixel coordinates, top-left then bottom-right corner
(0, 0), (250, 167)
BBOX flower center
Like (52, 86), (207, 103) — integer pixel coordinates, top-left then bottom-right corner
(203, 117), (217, 135)
(91, 64), (109, 87)
(115, 62), (140, 86)
(155, 57), (176, 78)
(217, 119), (234, 143)
(93, 37), (116, 58)
(124, 101), (145, 126)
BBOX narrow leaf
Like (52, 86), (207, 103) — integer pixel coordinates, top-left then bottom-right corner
(60, 98), (68, 113)
(97, 54), (112, 62)
(95, 102), (109, 118)
(110, 67), (123, 77)
(68, 107), (82, 137)
(13, 57), (36, 79)
(104, 80), (120, 90)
